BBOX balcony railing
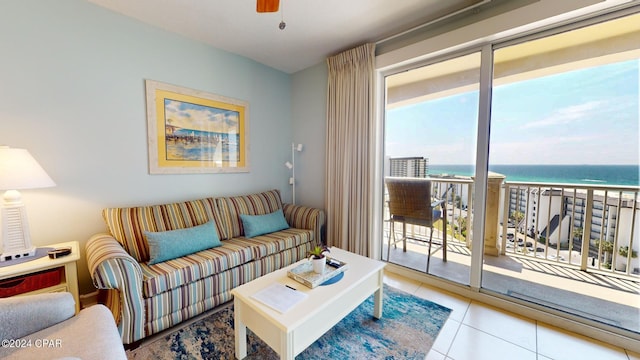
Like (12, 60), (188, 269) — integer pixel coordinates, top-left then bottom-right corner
(383, 175), (640, 335)
(383, 175), (640, 279)
(501, 182), (640, 277)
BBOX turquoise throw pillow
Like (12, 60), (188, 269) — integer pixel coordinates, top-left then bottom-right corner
(240, 209), (289, 238)
(145, 221), (221, 265)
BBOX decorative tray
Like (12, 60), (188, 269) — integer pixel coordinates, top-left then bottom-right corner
(287, 257), (348, 288)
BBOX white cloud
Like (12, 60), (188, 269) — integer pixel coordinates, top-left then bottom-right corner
(490, 134), (604, 164)
(521, 100), (603, 129)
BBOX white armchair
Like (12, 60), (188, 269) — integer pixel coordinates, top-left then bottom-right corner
(0, 292), (126, 360)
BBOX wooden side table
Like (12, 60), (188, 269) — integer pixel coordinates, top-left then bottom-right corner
(0, 241), (81, 313)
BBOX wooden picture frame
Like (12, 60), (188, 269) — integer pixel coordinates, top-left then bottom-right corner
(146, 80), (249, 174)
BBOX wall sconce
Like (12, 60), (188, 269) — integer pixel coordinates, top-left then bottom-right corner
(284, 143), (303, 204)
(0, 146), (55, 262)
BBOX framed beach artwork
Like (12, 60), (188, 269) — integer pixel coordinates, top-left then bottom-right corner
(145, 80), (249, 174)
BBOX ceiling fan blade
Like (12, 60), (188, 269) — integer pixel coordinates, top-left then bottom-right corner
(257, 0), (279, 13)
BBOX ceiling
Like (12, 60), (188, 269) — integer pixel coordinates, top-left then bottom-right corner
(86, 0), (486, 74)
(386, 12), (640, 108)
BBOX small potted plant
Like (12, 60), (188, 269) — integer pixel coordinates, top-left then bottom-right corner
(307, 245), (330, 274)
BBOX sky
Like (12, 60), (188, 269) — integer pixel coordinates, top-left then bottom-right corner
(385, 59), (640, 165)
(164, 99), (238, 133)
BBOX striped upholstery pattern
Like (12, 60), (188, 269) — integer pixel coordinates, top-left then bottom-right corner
(144, 244), (310, 336)
(98, 289), (122, 326)
(217, 190), (283, 238)
(139, 239), (254, 297)
(102, 198), (226, 262)
(283, 203), (326, 241)
(140, 228), (313, 297)
(231, 228), (312, 259)
(86, 191), (325, 345)
(86, 234), (145, 344)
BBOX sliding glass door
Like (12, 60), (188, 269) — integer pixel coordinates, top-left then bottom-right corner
(482, 12), (640, 335)
(382, 52), (481, 286)
(380, 11), (640, 336)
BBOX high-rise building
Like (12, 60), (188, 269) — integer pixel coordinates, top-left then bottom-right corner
(389, 157), (428, 178)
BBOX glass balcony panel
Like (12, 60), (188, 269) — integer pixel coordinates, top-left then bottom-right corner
(380, 11), (639, 338)
(383, 51), (481, 286)
(484, 12), (640, 335)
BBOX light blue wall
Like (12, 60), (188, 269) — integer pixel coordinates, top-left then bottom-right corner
(291, 62), (328, 209)
(0, 0), (294, 293)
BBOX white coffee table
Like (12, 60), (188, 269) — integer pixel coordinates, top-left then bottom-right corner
(231, 247), (386, 360)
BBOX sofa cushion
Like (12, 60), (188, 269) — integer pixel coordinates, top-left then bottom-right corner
(234, 228), (314, 259)
(103, 198), (227, 262)
(139, 227), (313, 297)
(140, 239), (253, 297)
(145, 221), (221, 265)
(240, 209), (289, 238)
(143, 244), (312, 336)
(217, 190), (283, 239)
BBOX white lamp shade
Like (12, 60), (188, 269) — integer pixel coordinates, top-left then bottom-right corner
(0, 147), (55, 190)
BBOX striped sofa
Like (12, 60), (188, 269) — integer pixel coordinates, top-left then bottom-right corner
(85, 190), (325, 345)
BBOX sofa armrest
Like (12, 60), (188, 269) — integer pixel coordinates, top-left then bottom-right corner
(0, 293), (75, 341)
(282, 204), (326, 244)
(86, 233), (145, 344)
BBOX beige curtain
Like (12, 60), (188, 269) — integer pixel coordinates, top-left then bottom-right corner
(325, 43), (376, 256)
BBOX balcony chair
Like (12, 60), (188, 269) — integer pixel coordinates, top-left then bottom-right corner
(385, 177), (451, 272)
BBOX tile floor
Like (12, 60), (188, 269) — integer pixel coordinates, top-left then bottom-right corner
(383, 271), (640, 360)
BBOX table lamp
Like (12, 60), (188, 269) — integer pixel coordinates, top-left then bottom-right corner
(0, 146), (55, 262)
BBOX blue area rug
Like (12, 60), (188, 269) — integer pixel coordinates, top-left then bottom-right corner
(128, 285), (452, 360)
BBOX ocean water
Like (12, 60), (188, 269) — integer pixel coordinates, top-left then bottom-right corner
(428, 164), (640, 186)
